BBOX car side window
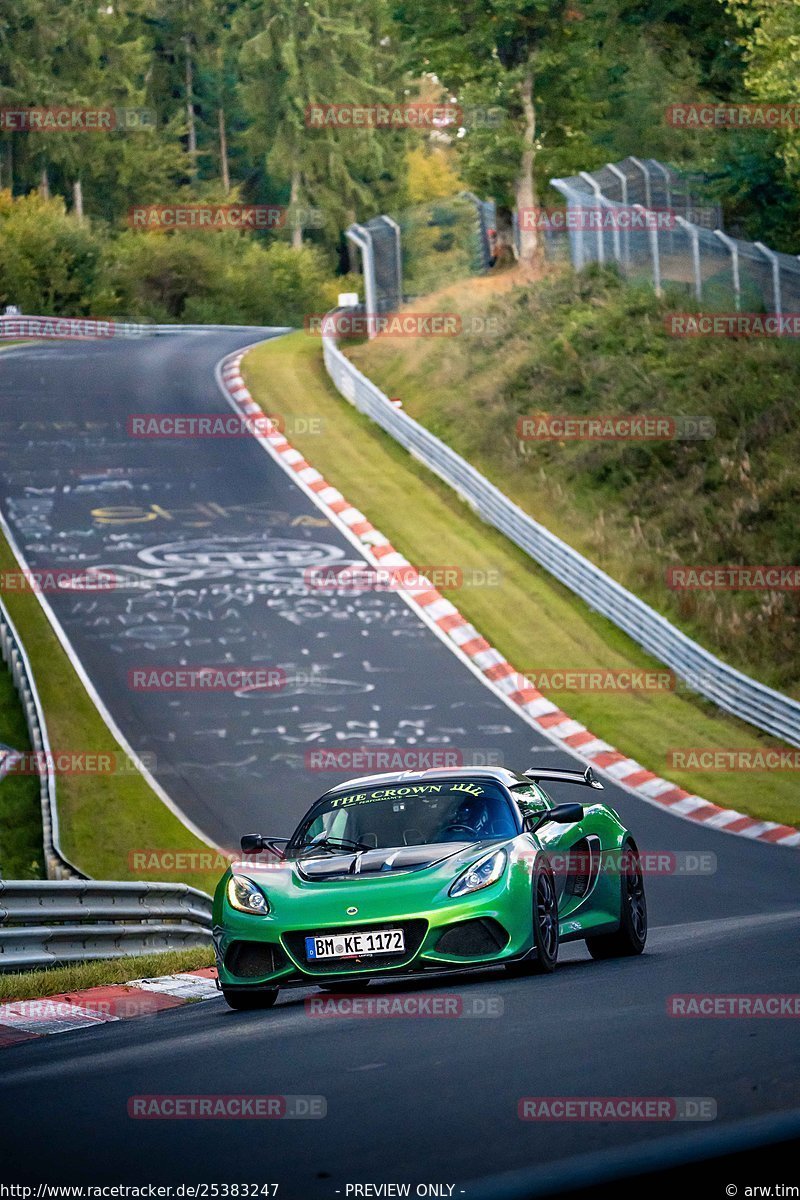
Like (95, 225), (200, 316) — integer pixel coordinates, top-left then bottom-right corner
(511, 783), (549, 807)
(511, 783), (550, 829)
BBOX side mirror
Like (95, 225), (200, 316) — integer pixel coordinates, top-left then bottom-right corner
(525, 803), (584, 834)
(240, 834), (289, 857)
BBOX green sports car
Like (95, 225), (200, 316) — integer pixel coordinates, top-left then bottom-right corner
(212, 765), (648, 1010)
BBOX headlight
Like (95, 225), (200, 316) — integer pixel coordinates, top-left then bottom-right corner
(449, 848), (507, 898)
(226, 874), (269, 914)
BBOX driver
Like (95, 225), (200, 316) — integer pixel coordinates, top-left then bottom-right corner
(436, 795), (493, 841)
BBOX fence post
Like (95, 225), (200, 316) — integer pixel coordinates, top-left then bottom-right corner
(571, 193), (585, 270)
(635, 203), (661, 295)
(579, 172), (607, 263)
(345, 223), (377, 337)
(754, 241), (782, 314)
(650, 159), (672, 211)
(675, 216), (702, 301)
(606, 162), (630, 265)
(604, 198), (621, 264)
(713, 230), (741, 311)
(551, 179), (584, 270)
(629, 156), (652, 210)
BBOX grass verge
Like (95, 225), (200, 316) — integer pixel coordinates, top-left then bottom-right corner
(0, 530), (220, 892)
(0, 945), (215, 1001)
(348, 266), (800, 698)
(242, 330), (798, 829)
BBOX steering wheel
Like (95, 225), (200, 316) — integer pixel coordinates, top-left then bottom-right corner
(440, 822), (475, 838)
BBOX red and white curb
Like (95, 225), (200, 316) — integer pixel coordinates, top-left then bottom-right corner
(219, 350), (799, 851)
(0, 968), (219, 1047)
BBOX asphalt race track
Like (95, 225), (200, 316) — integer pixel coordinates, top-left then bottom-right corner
(0, 335), (798, 1195)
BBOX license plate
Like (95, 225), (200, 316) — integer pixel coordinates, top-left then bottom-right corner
(305, 928), (406, 960)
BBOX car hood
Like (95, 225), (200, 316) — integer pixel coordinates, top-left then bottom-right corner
(227, 840), (510, 890)
(291, 842), (476, 882)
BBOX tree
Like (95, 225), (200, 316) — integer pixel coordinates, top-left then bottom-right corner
(725, 0), (800, 182)
(393, 0), (575, 263)
(0, 0), (188, 220)
(236, 0), (406, 249)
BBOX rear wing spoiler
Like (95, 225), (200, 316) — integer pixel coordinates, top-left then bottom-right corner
(523, 765), (604, 791)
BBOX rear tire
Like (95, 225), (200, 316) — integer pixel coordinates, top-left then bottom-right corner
(222, 987), (279, 1011)
(506, 862), (559, 976)
(587, 841), (647, 960)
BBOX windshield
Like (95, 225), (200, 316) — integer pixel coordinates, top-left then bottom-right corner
(288, 778), (519, 854)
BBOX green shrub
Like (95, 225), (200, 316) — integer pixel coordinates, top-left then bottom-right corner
(0, 191), (339, 326)
(0, 190), (105, 315)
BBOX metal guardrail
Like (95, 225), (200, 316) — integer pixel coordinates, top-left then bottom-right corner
(321, 325), (800, 748)
(0, 596), (86, 880)
(0, 880), (212, 972)
(0, 317), (292, 340)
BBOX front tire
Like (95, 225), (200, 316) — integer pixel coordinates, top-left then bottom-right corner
(587, 841), (647, 959)
(506, 862), (559, 976)
(222, 987), (279, 1011)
